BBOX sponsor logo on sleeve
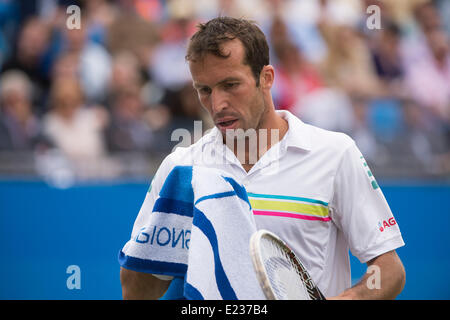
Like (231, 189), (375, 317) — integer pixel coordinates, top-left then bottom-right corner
(378, 217), (397, 232)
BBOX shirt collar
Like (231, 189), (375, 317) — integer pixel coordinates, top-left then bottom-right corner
(276, 110), (312, 151)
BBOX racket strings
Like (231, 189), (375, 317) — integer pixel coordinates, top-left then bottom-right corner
(260, 237), (311, 300)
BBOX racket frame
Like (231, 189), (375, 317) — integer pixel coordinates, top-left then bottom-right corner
(249, 229), (326, 300)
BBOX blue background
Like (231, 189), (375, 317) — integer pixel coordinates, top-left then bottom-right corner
(0, 179), (449, 299)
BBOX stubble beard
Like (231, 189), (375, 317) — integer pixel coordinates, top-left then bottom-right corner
(224, 94), (269, 165)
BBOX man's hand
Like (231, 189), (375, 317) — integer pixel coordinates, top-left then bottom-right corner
(120, 267), (170, 300)
(328, 250), (405, 300)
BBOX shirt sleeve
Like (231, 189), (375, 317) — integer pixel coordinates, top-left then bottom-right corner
(329, 141), (405, 263)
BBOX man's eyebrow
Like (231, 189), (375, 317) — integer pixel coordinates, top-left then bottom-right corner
(192, 82), (206, 89)
(193, 77), (241, 89)
(217, 77), (241, 85)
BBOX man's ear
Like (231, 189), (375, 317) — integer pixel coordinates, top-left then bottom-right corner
(259, 65), (275, 90)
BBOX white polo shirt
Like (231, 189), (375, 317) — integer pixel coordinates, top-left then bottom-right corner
(131, 110), (405, 297)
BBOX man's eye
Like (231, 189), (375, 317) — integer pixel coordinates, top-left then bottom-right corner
(224, 82), (238, 89)
(199, 87), (211, 95)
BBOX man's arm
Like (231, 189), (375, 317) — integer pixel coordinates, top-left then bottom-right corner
(329, 250), (405, 300)
(120, 267), (171, 300)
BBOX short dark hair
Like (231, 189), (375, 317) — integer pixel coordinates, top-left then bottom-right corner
(185, 17), (270, 86)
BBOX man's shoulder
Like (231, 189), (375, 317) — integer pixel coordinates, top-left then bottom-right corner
(281, 110), (355, 154)
(303, 122), (355, 153)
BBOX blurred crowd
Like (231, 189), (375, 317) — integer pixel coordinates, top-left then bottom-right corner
(0, 0), (449, 181)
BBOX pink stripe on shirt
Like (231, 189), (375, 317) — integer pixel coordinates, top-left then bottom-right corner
(253, 210), (331, 222)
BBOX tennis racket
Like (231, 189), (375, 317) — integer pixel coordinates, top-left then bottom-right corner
(250, 229), (326, 300)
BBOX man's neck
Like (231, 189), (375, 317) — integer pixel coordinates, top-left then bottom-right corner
(225, 113), (288, 172)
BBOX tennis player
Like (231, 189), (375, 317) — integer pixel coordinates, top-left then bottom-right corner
(120, 17), (405, 300)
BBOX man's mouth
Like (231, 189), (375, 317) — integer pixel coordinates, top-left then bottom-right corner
(217, 119), (238, 129)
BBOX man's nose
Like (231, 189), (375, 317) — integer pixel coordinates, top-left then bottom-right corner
(211, 89), (228, 113)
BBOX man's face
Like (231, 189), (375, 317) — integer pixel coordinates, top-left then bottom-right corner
(189, 39), (267, 138)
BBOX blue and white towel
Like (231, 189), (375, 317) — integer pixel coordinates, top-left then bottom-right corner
(119, 165), (265, 300)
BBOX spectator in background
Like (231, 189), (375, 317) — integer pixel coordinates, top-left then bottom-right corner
(317, 16), (383, 99)
(155, 83), (213, 153)
(261, 0), (329, 64)
(293, 86), (355, 136)
(104, 50), (173, 154)
(370, 21), (408, 99)
(50, 51), (79, 80)
(0, 70), (48, 151)
(106, 51), (143, 105)
(106, 2), (159, 85)
(400, 1), (443, 66)
(271, 40), (323, 112)
(105, 84), (156, 153)
(42, 77), (108, 160)
(1, 17), (51, 114)
(413, 1), (442, 32)
(0, 0), (19, 69)
(82, 0), (118, 46)
(149, 15), (195, 92)
(168, 83), (213, 134)
(268, 14), (323, 112)
(57, 15), (112, 104)
(404, 26), (450, 125)
(379, 0), (429, 27)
